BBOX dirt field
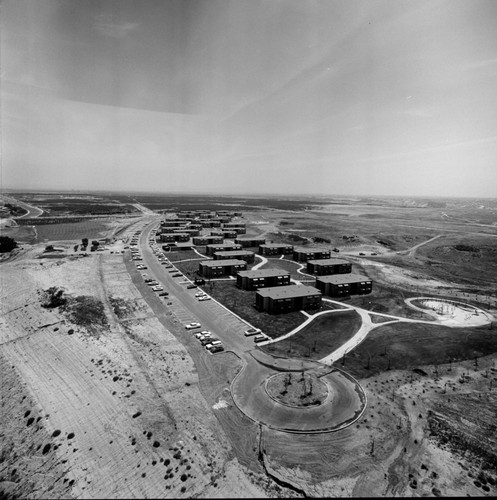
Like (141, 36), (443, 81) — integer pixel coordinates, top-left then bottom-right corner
(2, 194), (497, 498)
(0, 241), (270, 499)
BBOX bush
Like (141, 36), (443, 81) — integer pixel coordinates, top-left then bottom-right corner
(63, 295), (107, 329)
(0, 236), (17, 253)
(40, 287), (67, 308)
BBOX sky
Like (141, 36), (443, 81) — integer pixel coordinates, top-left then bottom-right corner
(2, 0), (497, 197)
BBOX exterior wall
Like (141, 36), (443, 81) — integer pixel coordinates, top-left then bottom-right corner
(258, 245), (294, 256)
(350, 280), (373, 295)
(235, 238), (266, 248)
(159, 233), (176, 243)
(255, 290), (322, 314)
(293, 250), (331, 262)
(193, 236), (224, 245)
(199, 261), (247, 278)
(237, 273), (291, 290)
(205, 244), (242, 256)
(316, 278), (372, 297)
(213, 251), (255, 263)
(306, 261), (351, 275)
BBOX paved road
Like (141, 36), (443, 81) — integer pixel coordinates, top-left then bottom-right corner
(0, 195), (44, 218)
(131, 221), (367, 433)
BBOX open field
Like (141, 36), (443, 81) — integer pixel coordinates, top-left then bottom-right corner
(343, 322), (497, 379)
(1, 192), (497, 498)
(262, 310), (362, 359)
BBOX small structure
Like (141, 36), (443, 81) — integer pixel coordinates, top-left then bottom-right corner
(213, 250), (255, 263)
(307, 258), (351, 276)
(255, 285), (322, 314)
(315, 274), (373, 297)
(236, 268), (291, 290)
(199, 259), (247, 278)
(293, 247), (331, 262)
(258, 243), (294, 256)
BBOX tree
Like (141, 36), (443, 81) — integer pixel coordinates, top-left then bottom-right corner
(81, 238), (88, 247)
(0, 236), (17, 253)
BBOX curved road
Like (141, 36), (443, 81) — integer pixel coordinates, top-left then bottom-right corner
(0, 195), (44, 218)
(133, 219), (367, 433)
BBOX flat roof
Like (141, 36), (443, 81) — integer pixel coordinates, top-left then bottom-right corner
(200, 259), (247, 268)
(293, 247), (330, 253)
(237, 268), (290, 278)
(259, 243), (293, 248)
(206, 243), (242, 249)
(307, 258), (350, 266)
(214, 250), (254, 256)
(316, 274), (371, 284)
(256, 285), (321, 299)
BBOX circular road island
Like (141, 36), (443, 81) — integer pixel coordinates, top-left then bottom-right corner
(231, 351), (366, 434)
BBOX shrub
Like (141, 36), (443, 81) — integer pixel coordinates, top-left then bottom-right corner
(40, 287), (67, 308)
(0, 236), (17, 253)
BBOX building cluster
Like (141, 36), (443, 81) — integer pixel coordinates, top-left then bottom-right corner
(157, 211), (372, 315)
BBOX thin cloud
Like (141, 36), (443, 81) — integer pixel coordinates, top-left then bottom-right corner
(361, 135), (497, 163)
(94, 13), (138, 38)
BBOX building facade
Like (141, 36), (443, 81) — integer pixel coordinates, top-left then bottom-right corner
(292, 247), (331, 262)
(255, 285), (322, 314)
(315, 274), (373, 297)
(235, 237), (266, 247)
(213, 250), (255, 263)
(205, 243), (242, 256)
(199, 259), (247, 278)
(192, 236), (224, 246)
(258, 243), (294, 256)
(306, 258), (351, 275)
(236, 268), (291, 290)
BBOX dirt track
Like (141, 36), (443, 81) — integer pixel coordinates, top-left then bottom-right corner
(0, 240), (270, 498)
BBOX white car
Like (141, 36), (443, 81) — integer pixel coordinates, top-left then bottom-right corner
(244, 327), (261, 337)
(198, 296), (211, 301)
(194, 292), (205, 297)
(152, 286), (164, 291)
(185, 322), (201, 330)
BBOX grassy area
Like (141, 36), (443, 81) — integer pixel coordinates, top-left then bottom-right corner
(205, 281), (307, 337)
(259, 258), (310, 280)
(261, 310), (362, 359)
(344, 322), (497, 379)
(344, 281), (435, 321)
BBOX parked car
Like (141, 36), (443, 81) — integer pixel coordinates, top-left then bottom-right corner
(209, 345), (225, 353)
(159, 292), (169, 296)
(195, 292), (205, 297)
(187, 284), (197, 289)
(198, 296), (211, 301)
(173, 273), (182, 277)
(254, 334), (267, 343)
(244, 327), (261, 337)
(185, 322), (201, 330)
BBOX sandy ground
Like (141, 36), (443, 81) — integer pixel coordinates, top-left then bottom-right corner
(2, 212), (497, 499)
(0, 240), (269, 499)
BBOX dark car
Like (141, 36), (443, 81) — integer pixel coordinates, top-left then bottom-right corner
(187, 284), (197, 289)
(159, 292), (169, 296)
(210, 345), (225, 353)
